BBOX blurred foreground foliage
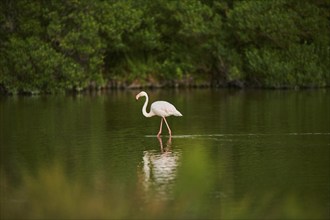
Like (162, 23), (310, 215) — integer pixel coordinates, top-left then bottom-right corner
(0, 0), (329, 94)
(1, 147), (326, 219)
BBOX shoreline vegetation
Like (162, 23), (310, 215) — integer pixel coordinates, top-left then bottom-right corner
(1, 0), (329, 95)
(1, 74), (330, 95)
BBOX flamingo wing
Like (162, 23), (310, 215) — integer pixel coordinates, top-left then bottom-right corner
(151, 101), (182, 117)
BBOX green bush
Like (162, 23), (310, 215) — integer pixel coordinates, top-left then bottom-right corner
(0, 0), (329, 93)
(227, 0), (330, 88)
(1, 37), (85, 94)
(246, 44), (328, 88)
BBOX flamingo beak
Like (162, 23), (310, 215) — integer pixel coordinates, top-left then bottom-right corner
(135, 94), (139, 100)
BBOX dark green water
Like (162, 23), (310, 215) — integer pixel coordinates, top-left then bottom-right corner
(1, 89), (329, 219)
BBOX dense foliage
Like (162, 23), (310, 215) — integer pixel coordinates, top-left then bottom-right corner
(0, 0), (329, 93)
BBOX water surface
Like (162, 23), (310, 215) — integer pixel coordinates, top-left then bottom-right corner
(1, 89), (329, 219)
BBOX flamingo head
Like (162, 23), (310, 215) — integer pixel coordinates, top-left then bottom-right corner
(136, 91), (147, 100)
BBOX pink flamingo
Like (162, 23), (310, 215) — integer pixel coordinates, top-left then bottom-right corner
(136, 91), (182, 137)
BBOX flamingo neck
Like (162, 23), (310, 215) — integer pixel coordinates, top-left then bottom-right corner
(142, 94), (154, 117)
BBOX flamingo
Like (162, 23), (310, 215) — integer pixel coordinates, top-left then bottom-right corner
(136, 91), (182, 137)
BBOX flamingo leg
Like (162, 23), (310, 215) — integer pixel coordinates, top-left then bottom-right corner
(157, 118), (163, 137)
(163, 117), (172, 136)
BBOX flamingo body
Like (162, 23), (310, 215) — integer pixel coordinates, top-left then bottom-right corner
(136, 91), (182, 136)
(150, 101), (182, 117)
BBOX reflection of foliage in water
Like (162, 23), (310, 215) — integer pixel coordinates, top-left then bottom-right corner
(1, 91), (329, 219)
(2, 144), (327, 219)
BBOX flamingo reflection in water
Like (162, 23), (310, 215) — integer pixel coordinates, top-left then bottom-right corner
(158, 135), (172, 153)
(140, 136), (181, 200)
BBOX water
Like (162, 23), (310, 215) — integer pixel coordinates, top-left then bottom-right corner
(1, 89), (329, 219)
